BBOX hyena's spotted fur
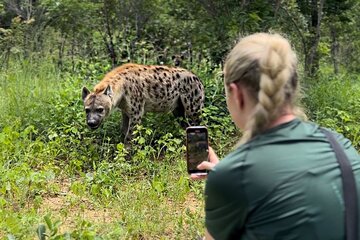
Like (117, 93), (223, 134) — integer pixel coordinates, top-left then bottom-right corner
(82, 63), (205, 143)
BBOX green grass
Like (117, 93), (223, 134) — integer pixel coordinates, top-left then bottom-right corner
(0, 60), (235, 239)
(0, 59), (358, 239)
(303, 72), (360, 148)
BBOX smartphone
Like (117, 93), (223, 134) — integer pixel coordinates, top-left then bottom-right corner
(186, 126), (209, 175)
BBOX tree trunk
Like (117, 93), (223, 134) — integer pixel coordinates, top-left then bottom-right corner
(102, 1), (117, 68)
(57, 35), (65, 69)
(305, 0), (325, 77)
(330, 25), (339, 75)
(71, 36), (76, 72)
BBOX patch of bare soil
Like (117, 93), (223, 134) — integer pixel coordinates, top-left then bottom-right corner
(162, 192), (204, 238)
(37, 178), (114, 233)
(183, 192), (203, 213)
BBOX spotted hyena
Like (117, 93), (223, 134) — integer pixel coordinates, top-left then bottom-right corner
(82, 63), (205, 143)
(157, 53), (185, 67)
(171, 54), (185, 67)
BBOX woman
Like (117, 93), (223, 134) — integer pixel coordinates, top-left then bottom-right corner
(192, 33), (360, 240)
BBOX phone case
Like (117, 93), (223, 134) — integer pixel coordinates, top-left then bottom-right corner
(186, 126), (209, 174)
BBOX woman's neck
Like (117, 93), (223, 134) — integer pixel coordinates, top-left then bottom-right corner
(267, 105), (297, 129)
(268, 113), (296, 129)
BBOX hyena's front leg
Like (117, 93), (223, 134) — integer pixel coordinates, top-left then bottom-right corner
(121, 112), (130, 138)
(123, 102), (145, 144)
(124, 116), (141, 144)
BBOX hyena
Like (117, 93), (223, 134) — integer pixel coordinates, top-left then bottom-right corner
(171, 54), (185, 67)
(82, 63), (205, 143)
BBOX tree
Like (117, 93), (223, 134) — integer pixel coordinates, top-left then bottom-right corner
(323, 0), (357, 74)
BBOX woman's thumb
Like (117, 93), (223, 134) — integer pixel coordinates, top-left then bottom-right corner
(197, 161), (215, 170)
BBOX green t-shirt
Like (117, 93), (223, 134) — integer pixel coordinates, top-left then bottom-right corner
(205, 119), (360, 240)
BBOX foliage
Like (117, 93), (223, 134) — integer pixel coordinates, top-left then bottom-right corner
(303, 71), (360, 149)
(0, 1), (359, 239)
(0, 58), (235, 239)
(1, 0), (358, 74)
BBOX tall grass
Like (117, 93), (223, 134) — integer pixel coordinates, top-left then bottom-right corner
(1, 59), (358, 239)
(303, 72), (360, 148)
(0, 60), (214, 239)
(0, 60), (69, 135)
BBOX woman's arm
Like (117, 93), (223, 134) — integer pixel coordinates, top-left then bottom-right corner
(204, 229), (214, 240)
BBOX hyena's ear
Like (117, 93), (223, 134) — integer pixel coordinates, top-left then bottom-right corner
(82, 87), (90, 101)
(104, 85), (113, 98)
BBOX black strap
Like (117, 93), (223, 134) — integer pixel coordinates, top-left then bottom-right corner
(321, 128), (358, 240)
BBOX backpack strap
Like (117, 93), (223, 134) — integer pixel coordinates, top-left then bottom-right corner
(321, 128), (358, 240)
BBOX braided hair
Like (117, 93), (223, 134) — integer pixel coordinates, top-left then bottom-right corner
(224, 33), (306, 143)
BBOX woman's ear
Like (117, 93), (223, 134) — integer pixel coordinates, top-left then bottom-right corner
(228, 83), (245, 109)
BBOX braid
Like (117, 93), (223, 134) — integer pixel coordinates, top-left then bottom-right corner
(241, 49), (288, 141)
(242, 35), (293, 141)
(225, 33), (304, 144)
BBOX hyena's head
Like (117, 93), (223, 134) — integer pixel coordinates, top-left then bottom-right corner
(82, 85), (113, 130)
(172, 54), (184, 67)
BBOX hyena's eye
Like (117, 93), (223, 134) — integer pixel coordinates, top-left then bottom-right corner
(96, 108), (104, 113)
(85, 108), (90, 114)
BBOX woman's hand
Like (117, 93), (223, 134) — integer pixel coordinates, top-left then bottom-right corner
(190, 146), (219, 180)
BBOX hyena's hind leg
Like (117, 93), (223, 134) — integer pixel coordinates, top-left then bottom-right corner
(121, 112), (130, 138)
(172, 98), (189, 128)
(179, 92), (204, 127)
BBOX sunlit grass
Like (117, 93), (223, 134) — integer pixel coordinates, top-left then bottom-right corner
(0, 60), (209, 239)
(0, 60), (63, 127)
(1, 59), (358, 239)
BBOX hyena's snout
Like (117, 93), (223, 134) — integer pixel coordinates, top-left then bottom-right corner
(86, 115), (103, 130)
(87, 119), (100, 129)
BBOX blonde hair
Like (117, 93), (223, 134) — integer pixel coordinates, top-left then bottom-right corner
(224, 33), (306, 143)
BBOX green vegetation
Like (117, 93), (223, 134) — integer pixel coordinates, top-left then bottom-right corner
(0, 60), (237, 239)
(303, 71), (360, 149)
(0, 0), (359, 239)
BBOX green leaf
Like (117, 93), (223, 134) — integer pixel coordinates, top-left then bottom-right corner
(138, 137), (145, 145)
(44, 214), (53, 230)
(5, 182), (11, 191)
(7, 235), (16, 240)
(36, 224), (47, 240)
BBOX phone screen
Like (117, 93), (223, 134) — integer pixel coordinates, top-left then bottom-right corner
(186, 127), (209, 174)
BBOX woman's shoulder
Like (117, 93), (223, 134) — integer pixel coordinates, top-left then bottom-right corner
(249, 119), (324, 146)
